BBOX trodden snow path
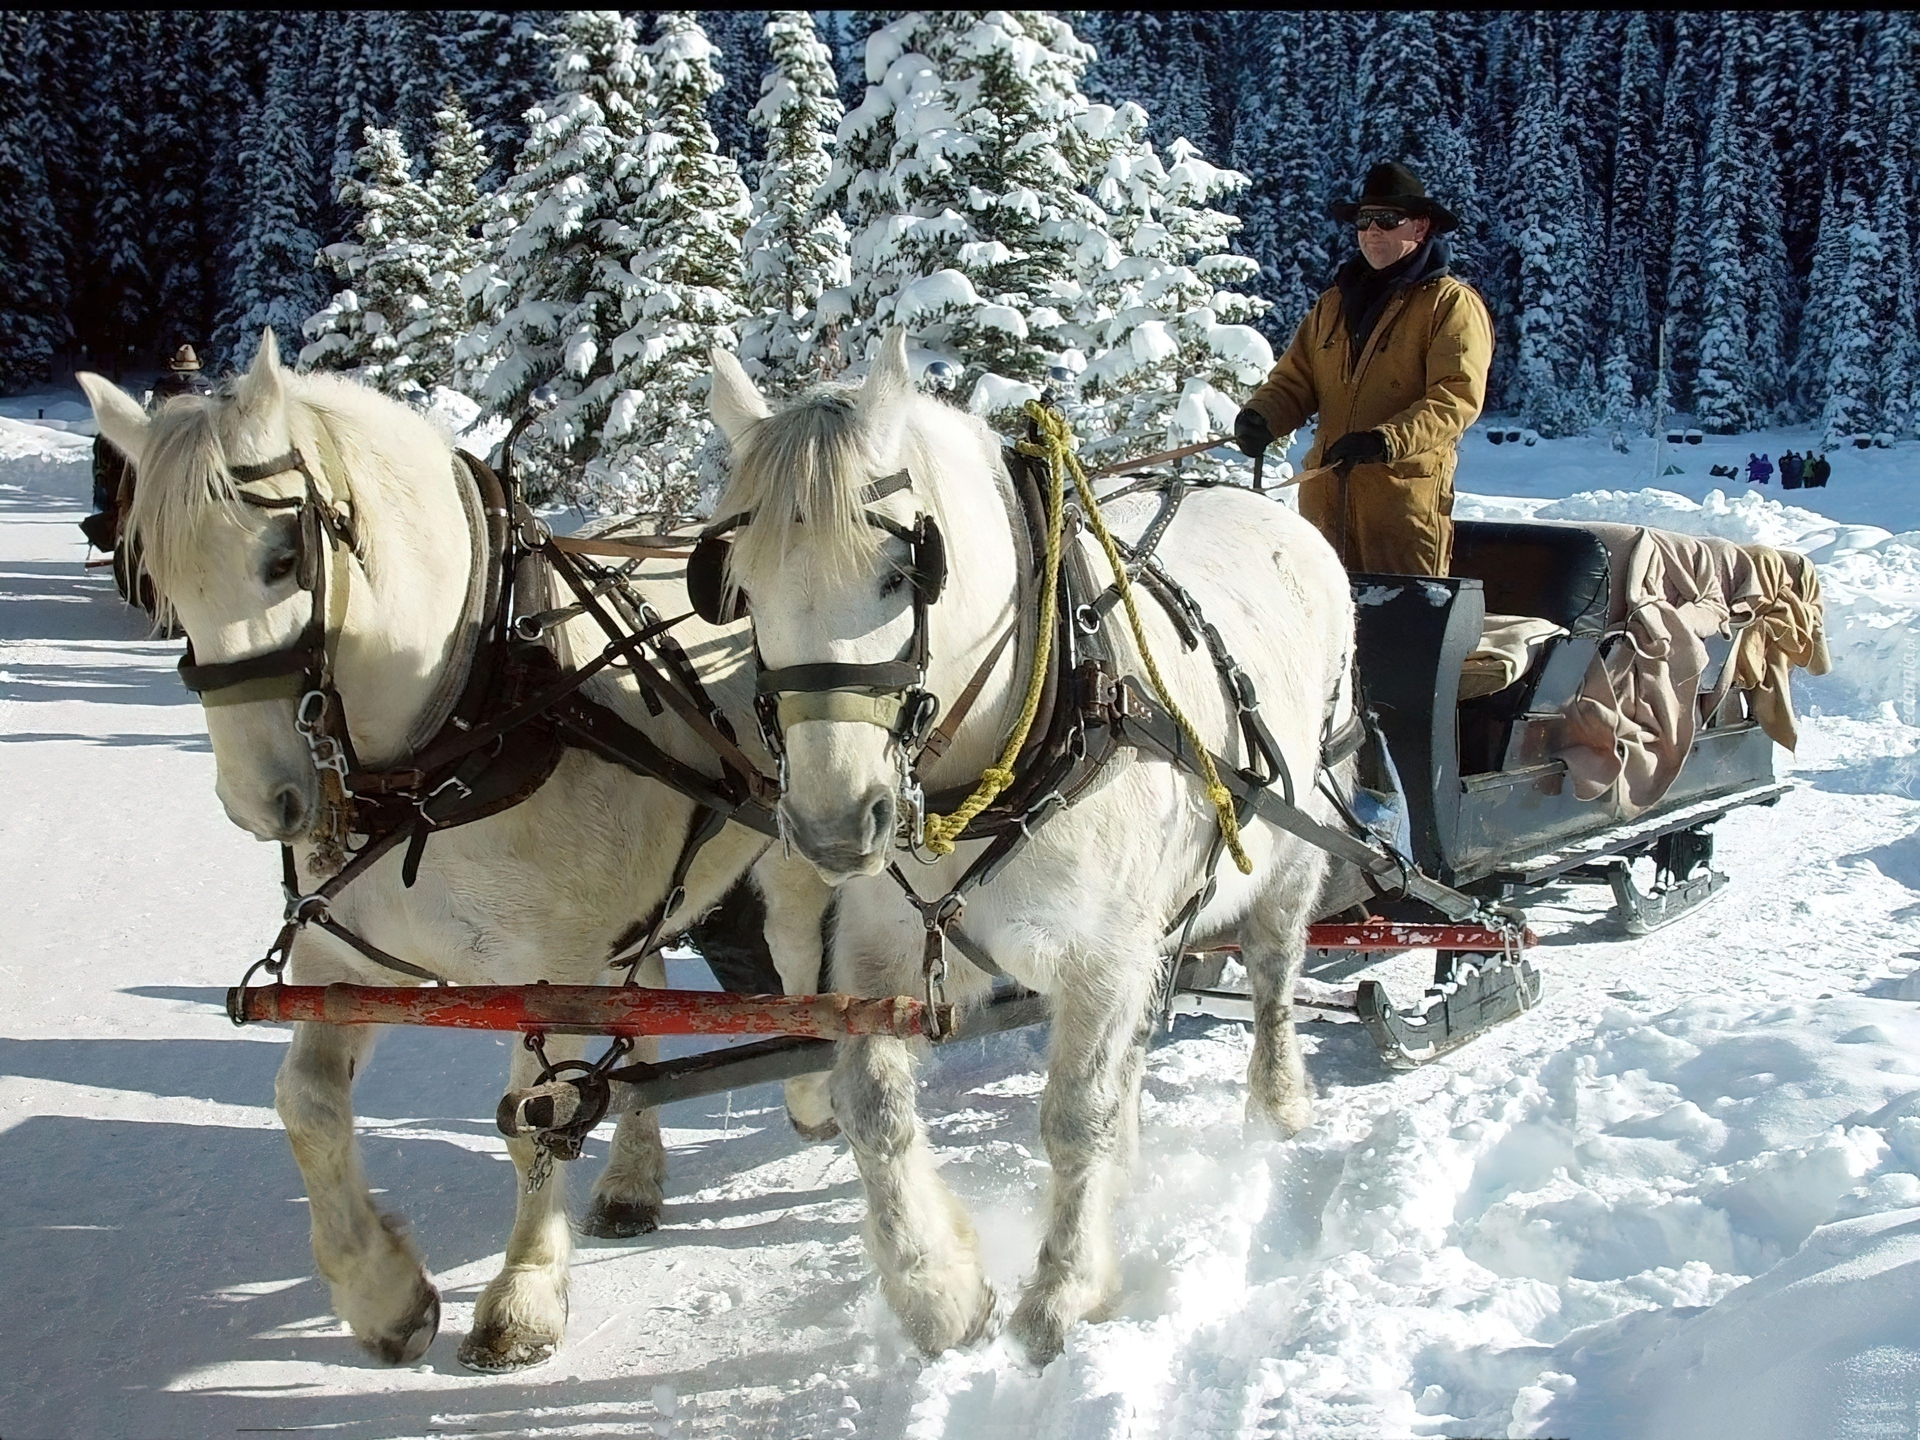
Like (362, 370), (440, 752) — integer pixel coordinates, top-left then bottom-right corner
(6, 410), (1920, 1438)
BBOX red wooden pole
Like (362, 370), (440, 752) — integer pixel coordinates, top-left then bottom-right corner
(229, 983), (947, 1040)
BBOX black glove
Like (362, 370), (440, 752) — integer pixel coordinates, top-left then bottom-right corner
(1233, 406), (1273, 458)
(1324, 429), (1390, 467)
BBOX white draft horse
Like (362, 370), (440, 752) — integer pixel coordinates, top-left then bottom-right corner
(80, 332), (829, 1371)
(707, 332), (1358, 1360)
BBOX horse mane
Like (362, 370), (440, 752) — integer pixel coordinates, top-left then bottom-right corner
(716, 385), (889, 593)
(128, 368), (451, 606)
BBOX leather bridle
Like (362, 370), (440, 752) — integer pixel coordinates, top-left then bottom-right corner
(687, 470), (952, 769)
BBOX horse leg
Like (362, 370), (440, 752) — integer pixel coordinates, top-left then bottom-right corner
(1009, 960), (1158, 1363)
(1241, 852), (1327, 1134)
(274, 1020), (440, 1363)
(832, 1031), (995, 1355)
(758, 855), (837, 1139)
(458, 1036), (581, 1372)
(585, 953), (668, 1239)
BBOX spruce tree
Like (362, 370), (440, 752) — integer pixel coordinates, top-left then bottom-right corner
(451, 11), (557, 185)
(301, 127), (443, 394)
(592, 12), (751, 512)
(147, 12), (217, 354)
(80, 13), (154, 375)
(1229, 12), (1324, 340)
(0, 13), (69, 388)
(1692, 82), (1752, 432)
(216, 13), (330, 368)
(739, 11), (852, 392)
(828, 11), (1121, 410)
(1073, 125), (1274, 465)
(698, 10), (768, 162)
(1507, 58), (1588, 435)
(466, 11), (651, 500)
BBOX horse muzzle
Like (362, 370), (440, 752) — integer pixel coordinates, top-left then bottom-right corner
(780, 785), (898, 883)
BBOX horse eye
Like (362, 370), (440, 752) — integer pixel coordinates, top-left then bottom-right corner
(880, 569), (906, 597)
(264, 551), (298, 584)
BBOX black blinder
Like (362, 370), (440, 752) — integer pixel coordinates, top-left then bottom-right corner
(296, 503), (323, 592)
(688, 534), (747, 626)
(912, 518), (947, 607)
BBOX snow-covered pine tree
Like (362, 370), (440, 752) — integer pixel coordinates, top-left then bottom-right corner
(319, 14), (397, 236)
(80, 13), (154, 375)
(0, 12), (69, 388)
(450, 11), (556, 186)
(698, 9), (768, 161)
(1820, 184), (1882, 446)
(1743, 82), (1795, 425)
(200, 12), (270, 366)
(591, 12), (751, 512)
(1872, 14), (1918, 437)
(1506, 54), (1590, 435)
(1606, 11), (1661, 399)
(1818, 23), (1886, 445)
(1692, 82), (1752, 432)
(1073, 120), (1274, 465)
(464, 11), (651, 500)
(386, 13), (459, 156)
(414, 91), (492, 393)
(827, 12), (1120, 412)
(1661, 141), (1705, 417)
(1356, 12), (1444, 168)
(1227, 12), (1325, 341)
(215, 13), (330, 368)
(302, 124), (453, 395)
(147, 12), (216, 354)
(738, 11), (851, 392)
(1792, 172), (1847, 418)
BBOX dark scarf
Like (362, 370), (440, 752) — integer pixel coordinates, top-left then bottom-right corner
(1335, 237), (1451, 353)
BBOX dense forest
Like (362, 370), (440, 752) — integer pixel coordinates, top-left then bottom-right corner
(0, 11), (1912, 503)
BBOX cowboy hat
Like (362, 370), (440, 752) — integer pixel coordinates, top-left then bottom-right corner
(168, 344), (201, 372)
(1328, 161), (1460, 234)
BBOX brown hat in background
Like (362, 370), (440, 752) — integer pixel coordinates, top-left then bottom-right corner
(168, 344), (201, 372)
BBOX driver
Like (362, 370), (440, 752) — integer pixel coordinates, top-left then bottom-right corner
(1233, 162), (1493, 577)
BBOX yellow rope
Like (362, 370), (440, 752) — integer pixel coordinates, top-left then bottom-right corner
(924, 402), (1251, 875)
(920, 404), (1066, 856)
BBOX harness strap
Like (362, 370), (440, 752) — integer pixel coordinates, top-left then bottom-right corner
(607, 805), (737, 975)
(543, 539), (777, 803)
(914, 618), (1018, 774)
(757, 659), (922, 696)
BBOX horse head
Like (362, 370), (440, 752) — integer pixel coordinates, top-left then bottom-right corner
(708, 331), (1024, 884)
(79, 331), (478, 844)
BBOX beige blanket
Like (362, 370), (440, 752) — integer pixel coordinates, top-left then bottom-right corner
(1546, 525), (1827, 817)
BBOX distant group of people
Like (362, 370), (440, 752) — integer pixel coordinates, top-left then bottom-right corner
(1739, 450), (1830, 490)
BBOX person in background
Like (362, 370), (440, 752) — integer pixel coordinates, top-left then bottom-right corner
(1746, 452), (1773, 486)
(149, 344), (212, 404)
(80, 343), (213, 557)
(1779, 450), (1803, 490)
(1808, 452), (1831, 488)
(1231, 161), (1493, 576)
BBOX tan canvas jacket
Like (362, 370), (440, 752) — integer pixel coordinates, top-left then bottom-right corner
(1245, 271), (1494, 574)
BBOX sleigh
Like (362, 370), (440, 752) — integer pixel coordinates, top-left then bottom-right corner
(229, 493), (1808, 1097)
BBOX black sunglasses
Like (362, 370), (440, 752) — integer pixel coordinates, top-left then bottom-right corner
(1355, 209), (1415, 231)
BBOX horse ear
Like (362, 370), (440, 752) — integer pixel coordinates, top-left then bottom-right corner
(238, 328), (286, 409)
(709, 346), (771, 442)
(77, 372), (151, 463)
(861, 327), (912, 413)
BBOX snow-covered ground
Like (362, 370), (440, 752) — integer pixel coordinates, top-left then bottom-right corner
(6, 393), (1920, 1438)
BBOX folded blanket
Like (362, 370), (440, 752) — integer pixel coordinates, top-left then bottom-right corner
(1460, 614), (1568, 700)
(1731, 545), (1831, 749)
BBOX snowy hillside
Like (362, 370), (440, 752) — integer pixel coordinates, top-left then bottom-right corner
(6, 400), (1920, 1438)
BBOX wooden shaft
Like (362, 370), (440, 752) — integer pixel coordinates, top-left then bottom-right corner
(230, 983), (947, 1039)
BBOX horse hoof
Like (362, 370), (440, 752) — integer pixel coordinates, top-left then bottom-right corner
(579, 1196), (660, 1239)
(457, 1326), (558, 1373)
(788, 1110), (841, 1143)
(363, 1285), (440, 1365)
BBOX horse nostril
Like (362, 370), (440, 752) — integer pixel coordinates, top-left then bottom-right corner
(864, 790), (895, 849)
(274, 785), (308, 836)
